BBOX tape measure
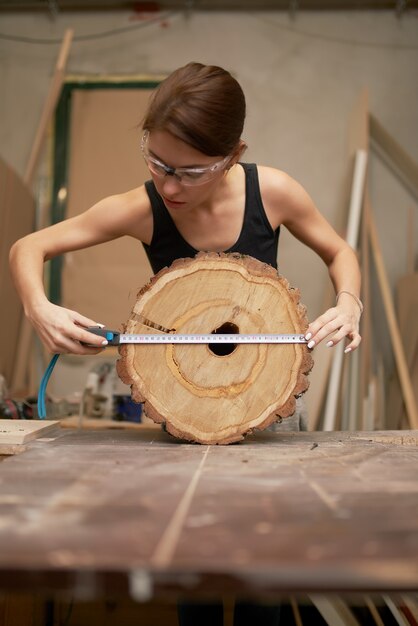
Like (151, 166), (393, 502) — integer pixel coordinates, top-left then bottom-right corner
(38, 328), (308, 420)
(87, 328), (308, 346)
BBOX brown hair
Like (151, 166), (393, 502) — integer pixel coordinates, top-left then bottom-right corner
(142, 62), (246, 157)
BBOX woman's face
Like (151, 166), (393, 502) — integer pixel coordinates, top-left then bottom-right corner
(145, 130), (230, 211)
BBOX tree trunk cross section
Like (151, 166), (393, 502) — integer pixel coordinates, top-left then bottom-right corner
(117, 253), (313, 444)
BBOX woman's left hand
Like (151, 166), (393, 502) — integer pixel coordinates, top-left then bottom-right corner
(305, 299), (362, 354)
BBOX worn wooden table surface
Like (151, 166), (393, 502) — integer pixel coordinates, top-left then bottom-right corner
(0, 427), (417, 599)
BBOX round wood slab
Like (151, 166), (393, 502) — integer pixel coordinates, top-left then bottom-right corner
(117, 253), (313, 444)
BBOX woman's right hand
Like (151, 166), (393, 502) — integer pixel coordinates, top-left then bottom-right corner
(28, 301), (108, 355)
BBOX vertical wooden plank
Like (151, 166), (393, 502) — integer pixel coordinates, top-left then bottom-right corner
(407, 206), (416, 275)
(382, 596), (409, 626)
(345, 89), (369, 432)
(323, 149), (368, 431)
(290, 596), (304, 626)
(386, 273), (418, 429)
(364, 596), (385, 626)
(346, 348), (360, 431)
(310, 596), (361, 626)
(359, 191), (372, 428)
(11, 30), (73, 393)
(367, 200), (418, 429)
(369, 114), (418, 203)
(400, 596), (418, 623)
(307, 287), (334, 430)
(24, 29), (74, 188)
(348, 88), (369, 155)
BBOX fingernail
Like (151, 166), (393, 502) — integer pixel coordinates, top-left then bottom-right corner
(96, 323), (105, 328)
(305, 332), (312, 340)
(101, 340), (108, 346)
(307, 340), (315, 349)
(344, 347), (352, 354)
(326, 340), (333, 348)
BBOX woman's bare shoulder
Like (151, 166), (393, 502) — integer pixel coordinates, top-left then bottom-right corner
(256, 165), (301, 198)
(100, 184), (151, 217)
(255, 165), (312, 227)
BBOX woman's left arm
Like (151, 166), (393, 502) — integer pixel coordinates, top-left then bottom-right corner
(305, 244), (362, 353)
(260, 167), (362, 352)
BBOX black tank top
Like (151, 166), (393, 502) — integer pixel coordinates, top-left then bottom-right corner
(143, 162), (280, 274)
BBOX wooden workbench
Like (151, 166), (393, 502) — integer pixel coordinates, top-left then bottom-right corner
(0, 426), (417, 600)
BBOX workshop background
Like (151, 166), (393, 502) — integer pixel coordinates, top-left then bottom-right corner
(1, 4), (418, 626)
(0, 1), (417, 427)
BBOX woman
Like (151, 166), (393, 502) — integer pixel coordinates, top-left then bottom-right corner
(10, 63), (362, 625)
(9, 62), (362, 358)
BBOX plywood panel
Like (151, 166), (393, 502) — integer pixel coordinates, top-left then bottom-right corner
(62, 88), (155, 329)
(0, 157), (35, 387)
(0, 419), (59, 445)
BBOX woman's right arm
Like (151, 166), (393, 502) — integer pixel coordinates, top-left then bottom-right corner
(9, 186), (152, 355)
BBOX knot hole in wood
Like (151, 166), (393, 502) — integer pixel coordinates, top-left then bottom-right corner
(209, 321), (239, 356)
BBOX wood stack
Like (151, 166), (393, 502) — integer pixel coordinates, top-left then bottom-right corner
(314, 90), (418, 432)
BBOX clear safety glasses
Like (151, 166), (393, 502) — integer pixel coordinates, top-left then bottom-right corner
(140, 131), (231, 186)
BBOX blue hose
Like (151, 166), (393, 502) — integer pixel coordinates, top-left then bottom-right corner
(37, 354), (60, 419)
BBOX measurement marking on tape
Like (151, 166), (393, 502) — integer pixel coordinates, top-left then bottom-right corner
(119, 334), (307, 344)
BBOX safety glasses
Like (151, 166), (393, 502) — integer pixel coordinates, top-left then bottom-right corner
(141, 131), (230, 186)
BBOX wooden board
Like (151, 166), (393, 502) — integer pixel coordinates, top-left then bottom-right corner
(386, 273), (418, 429)
(60, 416), (160, 430)
(367, 203), (418, 429)
(0, 428), (416, 597)
(0, 420), (59, 445)
(0, 157), (35, 389)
